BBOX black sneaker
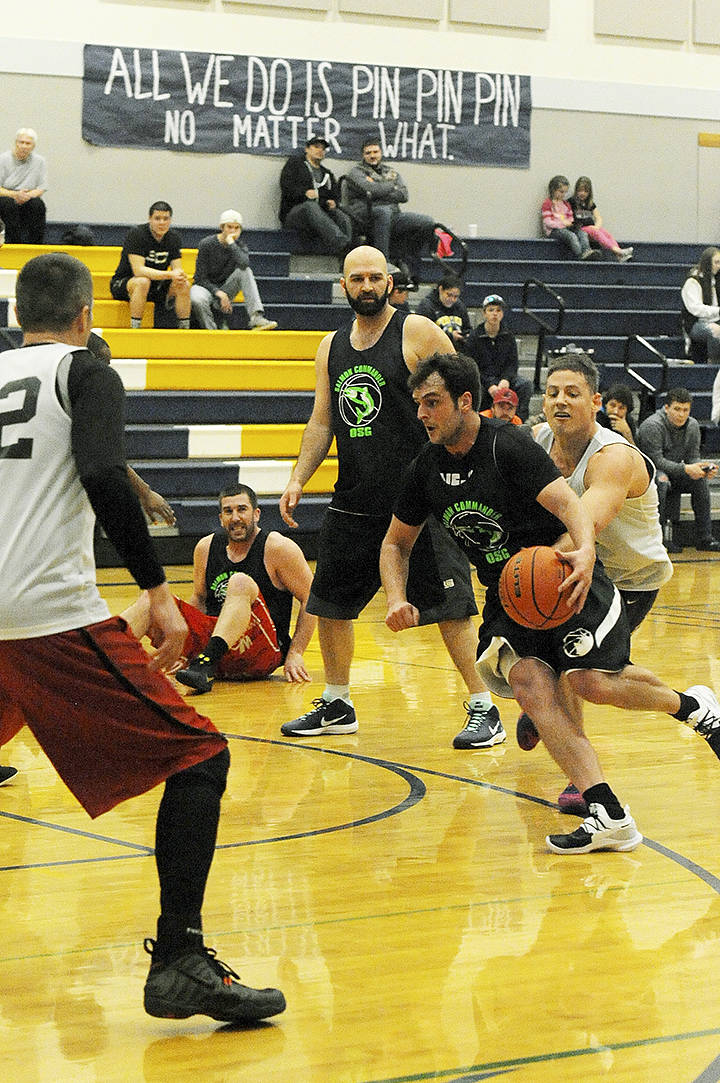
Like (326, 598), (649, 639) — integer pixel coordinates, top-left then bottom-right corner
(546, 803), (642, 855)
(453, 702), (506, 748)
(143, 939), (286, 1023)
(516, 712), (541, 751)
(0, 765), (18, 786)
(176, 653), (216, 693)
(280, 697), (358, 736)
(697, 539), (720, 552)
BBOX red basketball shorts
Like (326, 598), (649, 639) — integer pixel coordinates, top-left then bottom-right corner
(0, 617), (227, 818)
(176, 594), (283, 680)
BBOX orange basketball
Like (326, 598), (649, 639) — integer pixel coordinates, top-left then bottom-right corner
(498, 546), (574, 630)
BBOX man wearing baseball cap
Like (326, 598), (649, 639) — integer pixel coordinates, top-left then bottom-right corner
(190, 210), (277, 330)
(480, 386), (522, 425)
(465, 293), (532, 420)
(279, 136), (353, 255)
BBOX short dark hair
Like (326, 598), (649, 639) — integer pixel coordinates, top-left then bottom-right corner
(218, 483), (258, 510)
(439, 272), (462, 292)
(603, 383), (634, 414)
(16, 253), (93, 333)
(149, 201), (172, 216)
(408, 351), (480, 411)
(362, 136), (381, 152)
(547, 352), (599, 394)
(666, 386), (692, 406)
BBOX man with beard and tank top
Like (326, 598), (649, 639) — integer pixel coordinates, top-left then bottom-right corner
(278, 245), (504, 749)
(123, 484), (316, 691)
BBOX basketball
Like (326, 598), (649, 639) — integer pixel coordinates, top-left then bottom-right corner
(498, 546), (574, 630)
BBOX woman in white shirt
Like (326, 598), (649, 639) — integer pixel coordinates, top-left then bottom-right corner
(681, 246), (720, 361)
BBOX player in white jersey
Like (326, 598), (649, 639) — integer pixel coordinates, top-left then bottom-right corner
(518, 353), (674, 813)
(0, 253), (285, 1025)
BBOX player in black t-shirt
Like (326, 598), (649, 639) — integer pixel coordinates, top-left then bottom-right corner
(110, 201), (190, 329)
(380, 351), (720, 854)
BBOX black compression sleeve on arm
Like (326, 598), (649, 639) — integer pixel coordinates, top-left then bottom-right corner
(68, 352), (166, 590)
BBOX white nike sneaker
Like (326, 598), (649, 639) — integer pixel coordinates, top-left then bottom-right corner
(546, 803), (642, 855)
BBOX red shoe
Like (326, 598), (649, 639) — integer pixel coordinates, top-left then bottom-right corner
(516, 712), (541, 751)
(557, 783), (589, 816)
(434, 228), (454, 259)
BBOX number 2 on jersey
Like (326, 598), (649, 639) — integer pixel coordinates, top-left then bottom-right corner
(0, 377), (40, 460)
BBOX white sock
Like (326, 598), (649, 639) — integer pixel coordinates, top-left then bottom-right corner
(324, 684), (352, 705)
(469, 692), (493, 709)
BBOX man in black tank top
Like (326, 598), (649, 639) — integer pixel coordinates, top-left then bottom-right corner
(278, 245), (505, 749)
(124, 483), (316, 691)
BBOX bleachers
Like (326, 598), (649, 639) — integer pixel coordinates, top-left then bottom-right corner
(2, 228), (718, 562)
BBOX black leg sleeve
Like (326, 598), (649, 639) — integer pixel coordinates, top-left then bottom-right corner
(154, 748), (230, 924)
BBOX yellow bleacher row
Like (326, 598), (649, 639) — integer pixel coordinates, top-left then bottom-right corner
(2, 243), (257, 329)
(2, 244), (339, 491)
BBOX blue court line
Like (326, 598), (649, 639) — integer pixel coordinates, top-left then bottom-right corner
(0, 809), (153, 853)
(0, 740), (427, 869)
(359, 1026), (720, 1082)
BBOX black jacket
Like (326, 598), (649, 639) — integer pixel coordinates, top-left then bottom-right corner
(464, 323), (519, 384)
(279, 154), (341, 223)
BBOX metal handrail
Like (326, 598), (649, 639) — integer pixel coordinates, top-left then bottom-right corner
(622, 334), (669, 421)
(431, 222), (468, 278)
(522, 279), (566, 390)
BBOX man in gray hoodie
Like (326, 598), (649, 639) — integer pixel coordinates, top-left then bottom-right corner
(637, 387), (720, 553)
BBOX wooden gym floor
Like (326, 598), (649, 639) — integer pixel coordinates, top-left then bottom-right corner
(1, 557), (719, 1083)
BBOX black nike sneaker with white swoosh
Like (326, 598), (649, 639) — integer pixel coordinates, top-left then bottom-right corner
(281, 697), (358, 736)
(453, 702), (506, 749)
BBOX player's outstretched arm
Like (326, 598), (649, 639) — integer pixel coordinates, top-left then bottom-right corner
(280, 334), (334, 528)
(380, 516), (423, 631)
(537, 477), (596, 613)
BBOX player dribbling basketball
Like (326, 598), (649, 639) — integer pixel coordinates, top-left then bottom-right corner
(379, 351), (720, 854)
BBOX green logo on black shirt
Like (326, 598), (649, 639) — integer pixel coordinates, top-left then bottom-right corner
(335, 365), (385, 434)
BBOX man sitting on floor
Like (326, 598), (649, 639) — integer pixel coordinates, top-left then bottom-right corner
(123, 484), (316, 691)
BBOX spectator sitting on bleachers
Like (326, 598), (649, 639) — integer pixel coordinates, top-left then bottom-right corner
(387, 264), (414, 312)
(190, 210), (277, 331)
(464, 294), (532, 420)
(637, 386), (720, 553)
(541, 174), (592, 260)
(480, 386), (522, 425)
(279, 137), (353, 257)
(598, 383), (638, 444)
(569, 176), (633, 262)
(415, 272), (470, 346)
(342, 137), (452, 287)
(0, 128), (47, 245)
(681, 247), (720, 362)
(110, 201), (191, 329)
